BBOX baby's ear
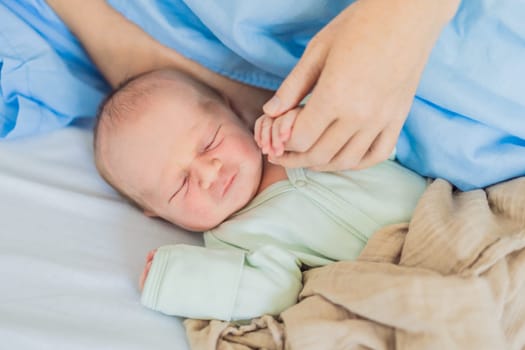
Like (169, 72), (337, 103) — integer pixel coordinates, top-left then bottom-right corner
(143, 209), (158, 218)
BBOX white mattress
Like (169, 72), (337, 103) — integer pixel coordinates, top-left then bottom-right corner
(0, 126), (202, 350)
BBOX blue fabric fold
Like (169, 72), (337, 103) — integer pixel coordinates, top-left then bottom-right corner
(397, 0), (525, 190)
(0, 0), (107, 138)
(0, 0), (524, 190)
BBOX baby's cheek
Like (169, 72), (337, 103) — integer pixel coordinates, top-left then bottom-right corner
(185, 199), (227, 230)
(240, 139), (263, 161)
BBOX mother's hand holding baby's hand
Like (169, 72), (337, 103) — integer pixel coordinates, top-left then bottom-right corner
(262, 0), (460, 171)
(254, 108), (300, 158)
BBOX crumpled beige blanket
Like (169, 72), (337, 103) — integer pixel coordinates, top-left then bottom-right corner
(185, 178), (525, 350)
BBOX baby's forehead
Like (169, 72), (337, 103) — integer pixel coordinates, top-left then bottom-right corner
(102, 70), (231, 146)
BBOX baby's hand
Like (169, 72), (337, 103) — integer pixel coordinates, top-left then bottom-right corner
(139, 249), (157, 291)
(254, 107), (301, 157)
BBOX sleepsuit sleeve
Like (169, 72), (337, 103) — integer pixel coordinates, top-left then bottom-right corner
(140, 243), (302, 321)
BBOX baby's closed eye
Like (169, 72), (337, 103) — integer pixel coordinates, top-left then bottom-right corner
(169, 175), (188, 203)
(203, 125), (222, 152)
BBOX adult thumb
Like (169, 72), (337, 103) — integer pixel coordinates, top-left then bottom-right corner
(263, 45), (325, 117)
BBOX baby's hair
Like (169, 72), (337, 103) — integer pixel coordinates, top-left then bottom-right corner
(94, 69), (165, 142)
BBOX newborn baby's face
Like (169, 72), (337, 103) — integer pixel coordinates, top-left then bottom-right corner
(105, 79), (263, 231)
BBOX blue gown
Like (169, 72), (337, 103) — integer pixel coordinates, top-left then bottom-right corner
(1, 0), (524, 190)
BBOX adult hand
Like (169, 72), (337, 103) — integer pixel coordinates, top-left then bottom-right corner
(262, 0), (460, 171)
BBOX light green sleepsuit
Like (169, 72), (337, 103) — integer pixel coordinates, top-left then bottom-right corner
(141, 160), (427, 321)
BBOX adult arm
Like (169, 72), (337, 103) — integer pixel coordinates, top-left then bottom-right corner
(45, 0), (273, 126)
(46, 0), (184, 88)
(262, 0), (461, 170)
(141, 244), (302, 321)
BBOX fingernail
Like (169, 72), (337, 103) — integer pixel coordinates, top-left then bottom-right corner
(263, 95), (280, 115)
(268, 156), (276, 164)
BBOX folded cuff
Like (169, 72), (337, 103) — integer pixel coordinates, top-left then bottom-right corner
(141, 244), (245, 320)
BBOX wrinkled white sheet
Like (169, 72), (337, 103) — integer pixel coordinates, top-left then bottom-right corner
(0, 126), (201, 350)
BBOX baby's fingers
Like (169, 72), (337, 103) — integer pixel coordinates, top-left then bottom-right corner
(260, 116), (274, 154)
(139, 260), (153, 291)
(279, 109), (299, 142)
(271, 117), (285, 157)
(146, 249), (157, 263)
(254, 116), (264, 148)
(271, 109), (299, 156)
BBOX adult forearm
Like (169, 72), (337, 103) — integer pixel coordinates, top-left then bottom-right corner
(45, 0), (273, 125)
(435, 0), (461, 23)
(45, 0), (188, 88)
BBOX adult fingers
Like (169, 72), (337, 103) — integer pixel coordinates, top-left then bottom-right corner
(270, 120), (353, 169)
(263, 38), (327, 117)
(354, 124), (401, 170)
(311, 129), (379, 172)
(281, 87), (335, 155)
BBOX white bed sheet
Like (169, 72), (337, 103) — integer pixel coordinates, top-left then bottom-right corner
(0, 126), (202, 350)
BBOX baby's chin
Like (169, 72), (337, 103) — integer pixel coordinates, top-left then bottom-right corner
(176, 211), (234, 232)
(179, 200), (251, 232)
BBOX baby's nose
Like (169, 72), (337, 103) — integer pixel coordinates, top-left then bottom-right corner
(198, 158), (222, 189)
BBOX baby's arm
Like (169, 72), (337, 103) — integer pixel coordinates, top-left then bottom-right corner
(254, 107), (302, 158)
(140, 244), (302, 321)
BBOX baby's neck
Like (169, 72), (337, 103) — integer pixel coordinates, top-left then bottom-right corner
(255, 157), (288, 196)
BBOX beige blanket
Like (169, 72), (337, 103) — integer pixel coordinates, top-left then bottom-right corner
(185, 178), (525, 350)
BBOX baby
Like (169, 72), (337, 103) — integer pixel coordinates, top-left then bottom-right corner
(94, 68), (427, 321)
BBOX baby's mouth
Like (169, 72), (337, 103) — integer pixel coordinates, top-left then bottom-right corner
(221, 173), (236, 197)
